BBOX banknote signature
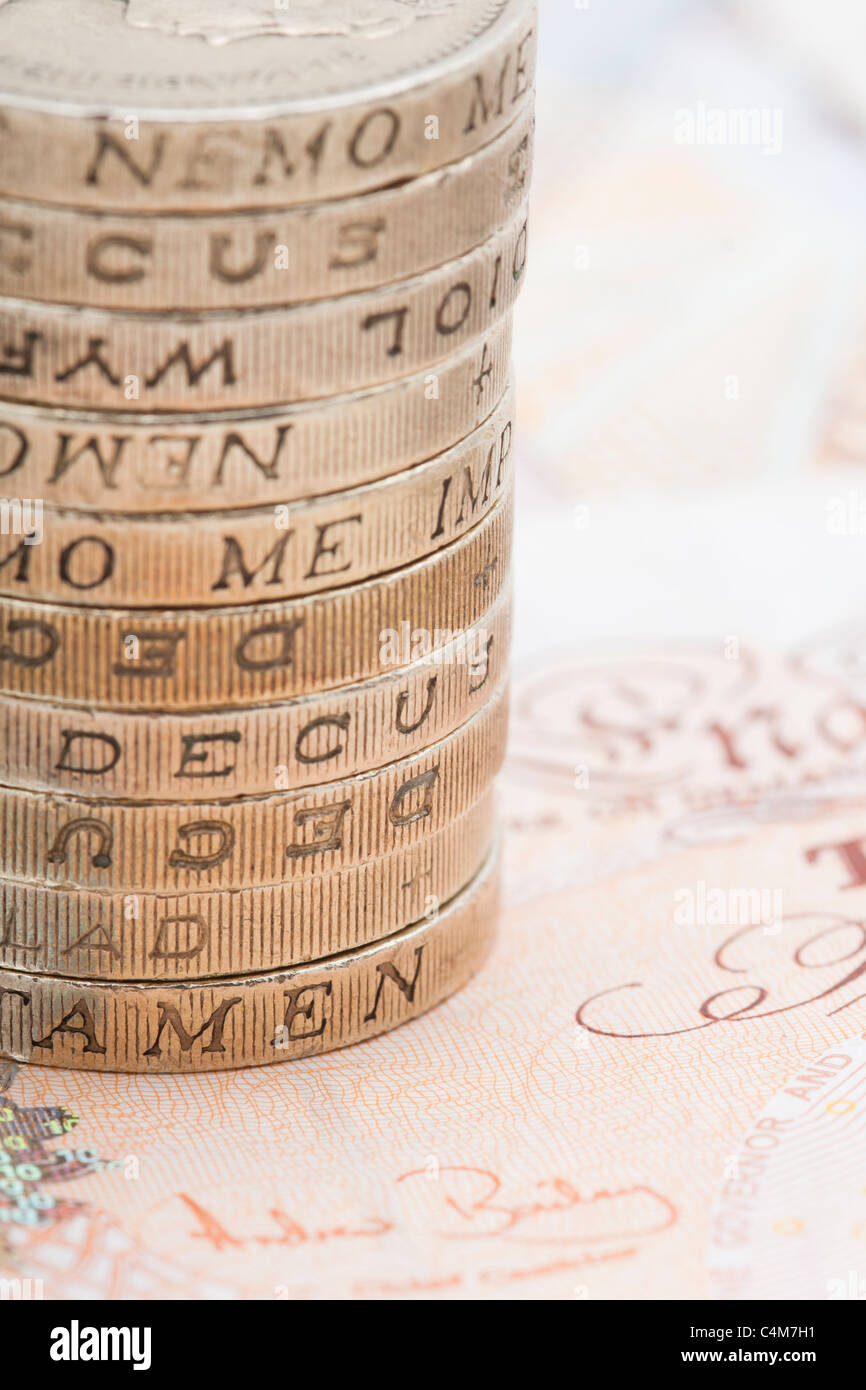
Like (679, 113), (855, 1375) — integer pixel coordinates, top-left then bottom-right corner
(179, 1192), (393, 1251)
(396, 1164), (677, 1245)
(178, 1169), (676, 1257)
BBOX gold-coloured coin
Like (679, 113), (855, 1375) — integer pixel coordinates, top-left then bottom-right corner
(0, 680), (508, 891)
(0, 791), (495, 980)
(0, 592), (508, 800)
(0, 844), (499, 1073)
(0, 209), (527, 410)
(0, 107), (533, 311)
(0, 0), (536, 211)
(0, 487), (512, 708)
(1, 390), (512, 607)
(0, 319), (511, 512)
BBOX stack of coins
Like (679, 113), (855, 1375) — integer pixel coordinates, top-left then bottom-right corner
(0, 0), (535, 1072)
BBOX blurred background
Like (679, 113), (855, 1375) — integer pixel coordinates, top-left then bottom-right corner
(512, 0), (866, 661)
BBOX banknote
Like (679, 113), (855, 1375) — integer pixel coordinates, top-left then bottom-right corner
(4, 635), (866, 1300)
(3, 2), (866, 1306)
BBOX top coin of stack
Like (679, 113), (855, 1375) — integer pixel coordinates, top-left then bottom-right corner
(0, 0), (535, 1072)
